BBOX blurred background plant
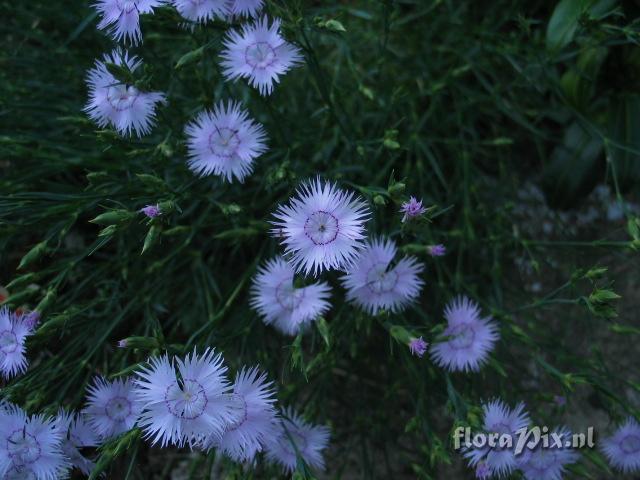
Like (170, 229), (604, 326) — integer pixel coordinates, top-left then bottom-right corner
(1, 0), (640, 478)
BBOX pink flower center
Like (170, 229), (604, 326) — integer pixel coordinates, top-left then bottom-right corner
(621, 434), (640, 454)
(244, 41), (277, 69)
(225, 394), (249, 432)
(448, 323), (475, 350)
(275, 280), (305, 311)
(116, 0), (138, 13)
(164, 379), (208, 420)
(365, 263), (399, 294)
(107, 84), (139, 112)
(0, 330), (18, 354)
(208, 127), (241, 159)
(104, 396), (132, 422)
(7, 430), (41, 466)
(304, 210), (339, 245)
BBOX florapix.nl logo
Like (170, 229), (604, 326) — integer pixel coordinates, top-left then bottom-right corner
(453, 426), (595, 455)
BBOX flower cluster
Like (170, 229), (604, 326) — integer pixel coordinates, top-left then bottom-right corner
(463, 399), (578, 480)
(1, 348), (330, 478)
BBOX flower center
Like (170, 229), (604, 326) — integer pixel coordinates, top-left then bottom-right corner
(7, 430), (41, 466)
(225, 394), (249, 432)
(208, 127), (241, 159)
(621, 434), (640, 454)
(275, 281), (305, 311)
(104, 396), (132, 422)
(448, 323), (476, 350)
(280, 427), (308, 456)
(106, 84), (139, 112)
(244, 41), (277, 69)
(365, 263), (399, 294)
(165, 379), (208, 420)
(116, 0), (137, 13)
(304, 210), (339, 245)
(0, 330), (18, 354)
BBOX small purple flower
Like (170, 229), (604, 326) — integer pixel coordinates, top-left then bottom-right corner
(117, 339), (128, 348)
(465, 400), (529, 478)
(602, 417), (640, 473)
(85, 50), (166, 138)
(83, 377), (141, 439)
(169, 0), (227, 23)
(22, 311), (41, 331)
(220, 16), (303, 96)
(0, 403), (69, 479)
(140, 204), (161, 218)
(94, 0), (164, 44)
(0, 306), (32, 380)
(134, 349), (237, 448)
(227, 0), (264, 17)
(430, 296), (499, 372)
(208, 367), (278, 461)
(265, 408), (330, 474)
(427, 244), (446, 257)
(409, 337), (428, 358)
(400, 196), (427, 222)
(55, 410), (101, 475)
(271, 177), (370, 276)
(185, 101), (267, 182)
(250, 257), (331, 336)
(517, 427), (579, 480)
(341, 238), (424, 315)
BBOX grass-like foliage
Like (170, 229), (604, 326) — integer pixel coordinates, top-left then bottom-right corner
(1, 0), (640, 478)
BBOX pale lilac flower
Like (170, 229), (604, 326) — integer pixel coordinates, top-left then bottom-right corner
(209, 367), (277, 461)
(271, 178), (370, 276)
(0, 307), (32, 380)
(400, 196), (427, 222)
(430, 296), (499, 372)
(220, 16), (303, 96)
(55, 410), (100, 476)
(169, 0), (227, 22)
(227, 0), (264, 17)
(117, 339), (128, 348)
(409, 337), (428, 357)
(250, 257), (331, 336)
(265, 408), (330, 474)
(0, 403), (69, 480)
(83, 377), (141, 439)
(140, 204), (161, 218)
(94, 0), (164, 44)
(341, 238), (424, 315)
(20, 311), (41, 331)
(85, 50), (166, 137)
(134, 348), (236, 448)
(465, 400), (529, 478)
(427, 244), (446, 257)
(518, 427), (579, 480)
(601, 418), (640, 473)
(185, 101), (267, 182)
